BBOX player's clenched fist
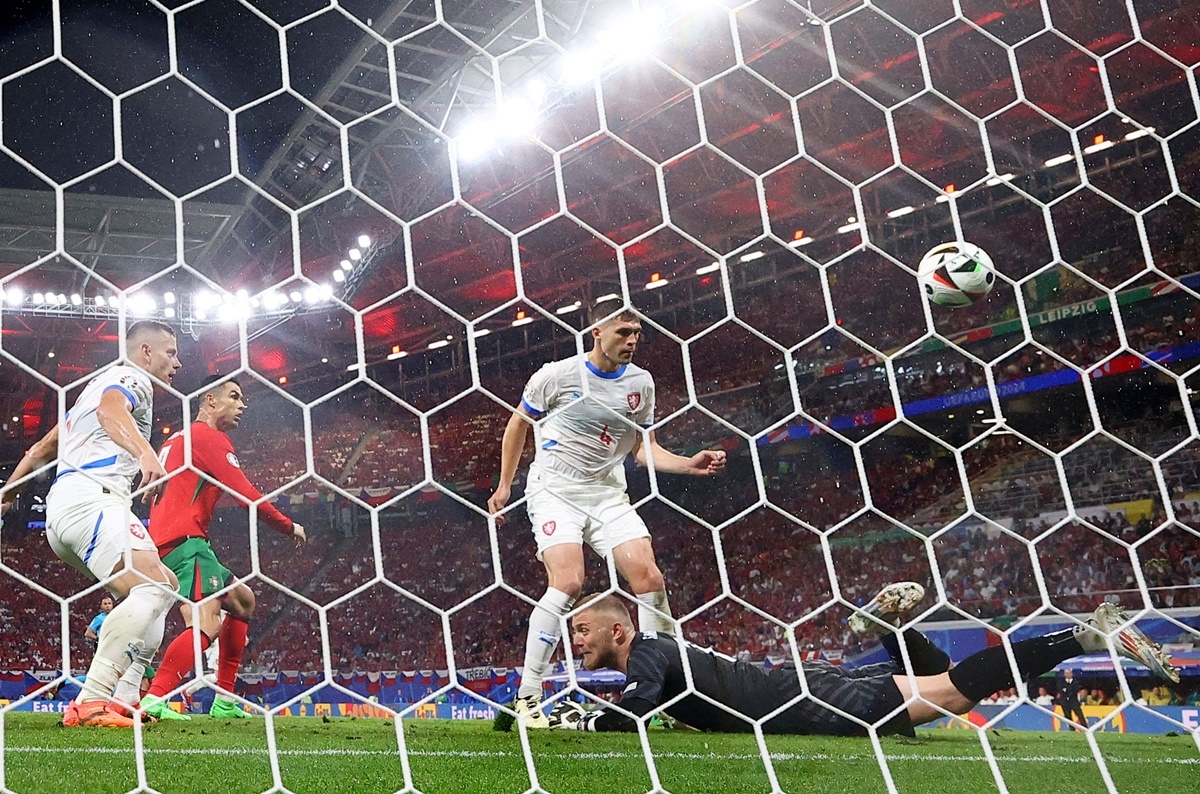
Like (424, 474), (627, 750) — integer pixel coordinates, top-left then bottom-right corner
(687, 449), (726, 476)
(487, 484), (511, 526)
(292, 523), (307, 547)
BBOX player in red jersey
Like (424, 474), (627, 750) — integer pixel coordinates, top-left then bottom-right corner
(140, 375), (305, 720)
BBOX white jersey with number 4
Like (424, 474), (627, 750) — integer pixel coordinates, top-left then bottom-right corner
(52, 365), (154, 499)
(521, 355), (655, 483)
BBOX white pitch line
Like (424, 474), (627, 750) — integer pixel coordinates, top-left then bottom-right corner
(3, 747), (1198, 765)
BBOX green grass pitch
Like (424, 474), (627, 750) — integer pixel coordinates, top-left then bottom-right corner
(2, 714), (1197, 793)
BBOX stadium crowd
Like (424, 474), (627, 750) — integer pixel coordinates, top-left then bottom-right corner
(1, 272), (1197, 687)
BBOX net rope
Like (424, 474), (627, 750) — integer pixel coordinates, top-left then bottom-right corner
(0, 1), (1197, 792)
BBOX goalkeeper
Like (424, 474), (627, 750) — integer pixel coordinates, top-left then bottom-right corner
(549, 590), (1179, 735)
(140, 375), (305, 720)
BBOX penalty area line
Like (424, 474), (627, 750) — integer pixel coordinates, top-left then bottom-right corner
(3, 747), (1199, 765)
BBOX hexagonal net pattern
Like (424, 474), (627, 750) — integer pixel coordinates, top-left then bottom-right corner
(0, 0), (1198, 792)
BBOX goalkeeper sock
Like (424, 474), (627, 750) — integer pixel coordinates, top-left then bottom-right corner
(635, 590), (674, 633)
(948, 630), (1083, 703)
(882, 629), (952, 675)
(147, 628), (211, 699)
(215, 615), (249, 694)
(516, 588), (575, 700)
(79, 582), (174, 703)
(113, 606), (166, 706)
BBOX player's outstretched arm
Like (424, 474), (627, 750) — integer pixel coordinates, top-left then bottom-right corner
(633, 431), (726, 477)
(487, 408), (534, 524)
(1, 424), (59, 515)
(548, 696), (656, 732)
(202, 434), (298, 539)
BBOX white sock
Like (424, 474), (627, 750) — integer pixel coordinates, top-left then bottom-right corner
(112, 607), (166, 706)
(79, 582), (174, 703)
(636, 590), (674, 633)
(517, 588), (575, 700)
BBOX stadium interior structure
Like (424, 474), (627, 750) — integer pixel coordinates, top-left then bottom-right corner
(0, 0), (1199, 733)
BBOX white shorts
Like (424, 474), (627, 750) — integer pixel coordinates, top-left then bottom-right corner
(46, 481), (156, 582)
(525, 467), (650, 559)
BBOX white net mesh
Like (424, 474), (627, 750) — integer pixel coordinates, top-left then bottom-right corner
(1, 0), (1199, 791)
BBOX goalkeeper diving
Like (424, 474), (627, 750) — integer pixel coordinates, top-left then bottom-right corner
(548, 586), (1179, 734)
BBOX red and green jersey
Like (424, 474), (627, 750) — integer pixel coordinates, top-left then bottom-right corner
(149, 421), (293, 552)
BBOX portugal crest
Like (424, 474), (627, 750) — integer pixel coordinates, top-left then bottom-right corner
(541, 520), (557, 536)
(626, 392), (641, 411)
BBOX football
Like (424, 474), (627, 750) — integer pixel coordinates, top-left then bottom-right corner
(918, 241), (996, 308)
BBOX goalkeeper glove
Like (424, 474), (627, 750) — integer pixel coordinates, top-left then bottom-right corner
(547, 700), (597, 731)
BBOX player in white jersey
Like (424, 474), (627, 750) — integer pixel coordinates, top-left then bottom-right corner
(2, 320), (181, 727)
(488, 300), (726, 730)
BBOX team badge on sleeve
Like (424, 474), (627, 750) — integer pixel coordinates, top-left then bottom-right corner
(227, 452), (241, 469)
(626, 393), (641, 411)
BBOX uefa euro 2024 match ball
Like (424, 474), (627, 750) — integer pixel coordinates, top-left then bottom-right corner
(918, 241), (997, 308)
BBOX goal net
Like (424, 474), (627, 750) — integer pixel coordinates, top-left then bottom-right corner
(0, 0), (1198, 791)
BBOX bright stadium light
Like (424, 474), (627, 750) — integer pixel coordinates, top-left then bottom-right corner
(837, 222), (860, 233)
(304, 287), (319, 304)
(1044, 153), (1074, 167)
(1125, 127), (1155, 140)
(429, 339), (450, 349)
(1083, 134), (1115, 154)
(645, 273), (668, 290)
(94, 294), (106, 307)
(357, 234), (371, 248)
(886, 206), (914, 218)
(47, 293), (61, 305)
(7, 287), (23, 304)
(348, 248), (362, 261)
(559, 48), (605, 85)
(163, 291), (176, 305)
(739, 251), (765, 262)
(555, 301), (582, 315)
(455, 121), (495, 160)
(696, 263), (721, 274)
(496, 97), (537, 138)
(985, 174), (1015, 186)
(163, 306), (175, 319)
(333, 270), (345, 283)
(473, 328), (492, 337)
(70, 293), (82, 305)
(387, 349), (408, 360)
(129, 294), (157, 315)
(32, 292), (44, 304)
(512, 310), (534, 327)
(595, 292), (620, 303)
(236, 288), (250, 303)
(289, 290), (302, 303)
(340, 259), (353, 271)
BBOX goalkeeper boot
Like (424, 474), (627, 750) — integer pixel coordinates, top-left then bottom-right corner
(210, 696), (252, 719)
(849, 582), (926, 636)
(63, 700), (135, 728)
(141, 694), (191, 721)
(1078, 603), (1180, 684)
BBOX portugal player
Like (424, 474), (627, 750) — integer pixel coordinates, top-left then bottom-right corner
(141, 375), (305, 720)
(487, 299), (726, 730)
